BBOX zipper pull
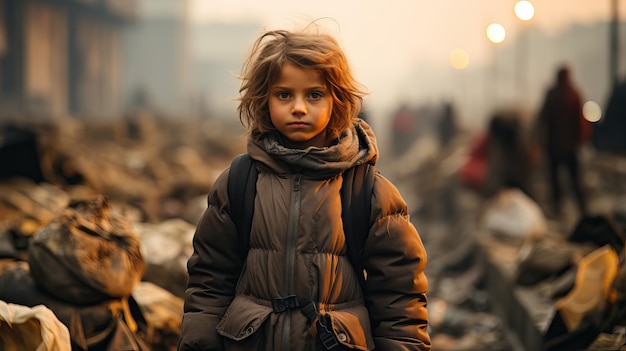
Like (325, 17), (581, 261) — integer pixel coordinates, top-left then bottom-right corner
(294, 174), (302, 192)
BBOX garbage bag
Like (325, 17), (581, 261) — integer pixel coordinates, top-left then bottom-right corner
(28, 195), (144, 305)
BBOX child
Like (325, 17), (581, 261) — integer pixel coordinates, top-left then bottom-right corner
(178, 26), (431, 351)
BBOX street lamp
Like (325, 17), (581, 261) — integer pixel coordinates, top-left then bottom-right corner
(514, 0), (535, 21)
(486, 23), (506, 106)
(449, 48), (470, 116)
(514, 0), (534, 106)
(449, 48), (470, 70)
(486, 23), (506, 44)
(583, 101), (602, 123)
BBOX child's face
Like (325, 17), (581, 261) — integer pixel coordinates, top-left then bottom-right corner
(268, 62), (333, 149)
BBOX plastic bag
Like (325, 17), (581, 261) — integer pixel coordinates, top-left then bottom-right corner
(0, 301), (71, 351)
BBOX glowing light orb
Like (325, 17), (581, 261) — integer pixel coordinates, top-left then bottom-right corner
(583, 100), (602, 122)
(514, 1), (535, 21)
(486, 23), (506, 44)
(449, 49), (470, 70)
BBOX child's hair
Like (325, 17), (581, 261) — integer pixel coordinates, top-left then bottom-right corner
(237, 27), (367, 139)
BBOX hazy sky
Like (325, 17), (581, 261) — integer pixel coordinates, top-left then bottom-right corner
(188, 1), (622, 96)
(185, 1), (625, 126)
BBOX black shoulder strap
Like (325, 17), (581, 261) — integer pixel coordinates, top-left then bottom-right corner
(341, 163), (376, 292)
(227, 154), (258, 256)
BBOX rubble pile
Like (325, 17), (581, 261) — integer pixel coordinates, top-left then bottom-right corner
(0, 115), (247, 351)
(390, 133), (626, 350)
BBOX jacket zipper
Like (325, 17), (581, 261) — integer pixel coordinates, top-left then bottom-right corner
(282, 173), (302, 351)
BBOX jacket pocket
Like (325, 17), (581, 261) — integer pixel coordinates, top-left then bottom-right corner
(216, 295), (272, 342)
(324, 304), (375, 351)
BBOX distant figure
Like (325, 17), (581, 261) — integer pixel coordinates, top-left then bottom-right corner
(593, 78), (626, 152)
(0, 125), (46, 183)
(484, 110), (533, 199)
(537, 65), (590, 216)
(390, 104), (417, 156)
(438, 101), (458, 148)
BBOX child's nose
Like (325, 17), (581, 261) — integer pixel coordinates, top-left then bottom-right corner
(292, 97), (307, 115)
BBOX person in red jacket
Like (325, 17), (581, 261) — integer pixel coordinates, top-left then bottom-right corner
(537, 64), (590, 217)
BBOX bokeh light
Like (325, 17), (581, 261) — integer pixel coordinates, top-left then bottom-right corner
(583, 100), (602, 122)
(449, 48), (470, 70)
(486, 23), (506, 44)
(514, 1), (535, 21)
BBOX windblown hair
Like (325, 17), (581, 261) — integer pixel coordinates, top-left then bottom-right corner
(237, 28), (367, 138)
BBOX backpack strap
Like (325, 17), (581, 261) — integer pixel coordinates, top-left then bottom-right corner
(341, 163), (376, 293)
(227, 154), (258, 257)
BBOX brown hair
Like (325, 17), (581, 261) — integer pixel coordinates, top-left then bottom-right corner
(237, 28), (367, 138)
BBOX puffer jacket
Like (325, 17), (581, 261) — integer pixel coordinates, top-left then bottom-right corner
(179, 119), (430, 351)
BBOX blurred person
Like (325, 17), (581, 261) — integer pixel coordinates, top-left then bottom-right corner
(459, 109), (533, 200)
(536, 64), (590, 217)
(459, 128), (489, 192)
(178, 26), (431, 351)
(390, 104), (417, 156)
(593, 78), (626, 152)
(484, 110), (534, 199)
(438, 101), (458, 148)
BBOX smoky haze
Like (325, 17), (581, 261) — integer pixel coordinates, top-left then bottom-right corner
(121, 7), (625, 152)
(2, 0), (624, 151)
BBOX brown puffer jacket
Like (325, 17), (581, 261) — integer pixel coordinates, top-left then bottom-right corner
(179, 120), (430, 351)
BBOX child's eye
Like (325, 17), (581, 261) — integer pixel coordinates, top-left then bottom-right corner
(308, 91), (323, 100)
(276, 92), (291, 99)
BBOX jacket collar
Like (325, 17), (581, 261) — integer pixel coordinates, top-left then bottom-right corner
(247, 119), (378, 179)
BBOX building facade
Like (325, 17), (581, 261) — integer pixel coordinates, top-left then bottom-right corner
(0, 0), (137, 120)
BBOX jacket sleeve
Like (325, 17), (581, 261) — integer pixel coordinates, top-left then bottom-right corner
(178, 170), (244, 351)
(363, 173), (431, 351)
